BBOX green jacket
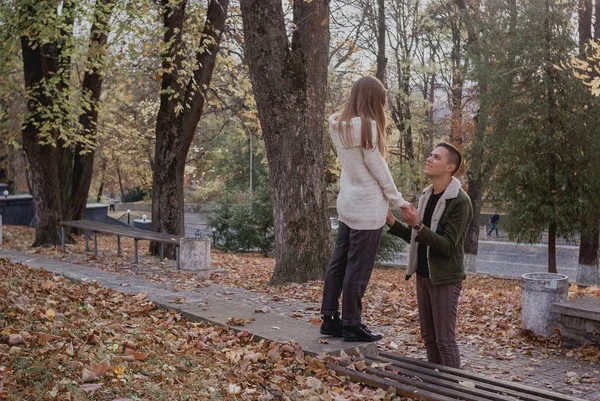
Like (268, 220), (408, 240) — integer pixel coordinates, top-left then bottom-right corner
(388, 177), (473, 285)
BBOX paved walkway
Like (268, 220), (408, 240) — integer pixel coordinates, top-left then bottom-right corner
(1, 248), (599, 400)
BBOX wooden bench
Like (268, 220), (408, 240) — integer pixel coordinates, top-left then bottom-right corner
(327, 351), (585, 401)
(60, 220), (184, 269)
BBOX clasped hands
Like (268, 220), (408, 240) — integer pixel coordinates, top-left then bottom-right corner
(386, 203), (420, 227)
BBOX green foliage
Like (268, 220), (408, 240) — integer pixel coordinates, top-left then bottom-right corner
(207, 181), (274, 256)
(122, 186), (150, 202)
(484, 0), (600, 243)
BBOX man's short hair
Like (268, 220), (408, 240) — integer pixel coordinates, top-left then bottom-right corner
(436, 142), (462, 175)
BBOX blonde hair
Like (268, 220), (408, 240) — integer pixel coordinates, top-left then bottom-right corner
(338, 76), (388, 158)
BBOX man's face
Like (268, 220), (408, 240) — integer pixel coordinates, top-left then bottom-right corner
(424, 147), (455, 178)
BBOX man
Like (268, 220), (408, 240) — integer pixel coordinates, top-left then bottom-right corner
(488, 212), (500, 237)
(386, 142), (472, 368)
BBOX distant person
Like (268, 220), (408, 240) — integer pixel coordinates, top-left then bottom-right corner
(386, 142), (472, 368)
(320, 76), (411, 343)
(488, 212), (500, 237)
(108, 197), (115, 211)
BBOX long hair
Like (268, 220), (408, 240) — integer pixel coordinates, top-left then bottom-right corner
(338, 76), (388, 158)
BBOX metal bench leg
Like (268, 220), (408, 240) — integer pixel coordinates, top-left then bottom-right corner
(134, 239), (138, 264)
(160, 243), (164, 261)
(176, 245), (180, 270)
(85, 231), (89, 252)
(93, 232), (98, 256)
(117, 236), (121, 255)
(61, 226), (65, 253)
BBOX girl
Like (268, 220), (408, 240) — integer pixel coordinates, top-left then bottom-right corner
(320, 76), (410, 342)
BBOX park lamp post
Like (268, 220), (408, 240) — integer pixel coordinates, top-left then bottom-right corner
(127, 209), (131, 225)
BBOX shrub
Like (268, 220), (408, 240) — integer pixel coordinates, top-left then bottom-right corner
(122, 186), (150, 203)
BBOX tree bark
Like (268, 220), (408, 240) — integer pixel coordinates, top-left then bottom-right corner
(576, 1), (598, 284)
(595, 0), (600, 38)
(548, 221), (557, 273)
(151, 0), (228, 257)
(66, 0), (116, 223)
(578, 0), (593, 55)
(241, 0), (331, 284)
(375, 0), (387, 82)
(20, 37), (62, 245)
(96, 159), (107, 202)
(449, 19), (463, 145)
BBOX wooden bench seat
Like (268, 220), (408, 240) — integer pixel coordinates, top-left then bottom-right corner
(60, 220), (184, 269)
(327, 351), (585, 401)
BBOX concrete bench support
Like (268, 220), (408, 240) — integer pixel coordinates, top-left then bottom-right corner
(552, 297), (600, 347)
(179, 237), (212, 277)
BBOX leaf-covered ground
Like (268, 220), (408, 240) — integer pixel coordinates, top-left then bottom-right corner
(0, 258), (407, 401)
(2, 225), (600, 399)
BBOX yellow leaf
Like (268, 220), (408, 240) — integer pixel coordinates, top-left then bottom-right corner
(113, 365), (125, 375)
(46, 309), (56, 321)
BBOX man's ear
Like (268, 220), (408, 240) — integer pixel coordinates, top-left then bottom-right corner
(446, 163), (456, 173)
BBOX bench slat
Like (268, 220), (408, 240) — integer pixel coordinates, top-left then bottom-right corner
(326, 363), (457, 401)
(379, 352), (586, 401)
(363, 355), (552, 401)
(61, 220), (182, 244)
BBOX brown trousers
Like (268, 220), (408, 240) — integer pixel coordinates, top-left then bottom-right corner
(416, 275), (462, 368)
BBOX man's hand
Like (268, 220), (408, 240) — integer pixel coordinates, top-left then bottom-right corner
(386, 208), (396, 226)
(400, 204), (420, 227)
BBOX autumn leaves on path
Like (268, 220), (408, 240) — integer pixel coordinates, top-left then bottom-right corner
(0, 259), (405, 401)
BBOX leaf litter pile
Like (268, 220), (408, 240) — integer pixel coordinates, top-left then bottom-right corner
(2, 225), (600, 398)
(0, 258), (407, 401)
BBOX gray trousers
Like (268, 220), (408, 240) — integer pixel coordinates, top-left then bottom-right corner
(417, 275), (462, 368)
(320, 221), (383, 325)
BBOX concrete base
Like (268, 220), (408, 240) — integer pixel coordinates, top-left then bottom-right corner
(179, 237), (211, 275)
(521, 272), (568, 337)
(553, 298), (600, 347)
(576, 264), (600, 287)
(464, 253), (477, 273)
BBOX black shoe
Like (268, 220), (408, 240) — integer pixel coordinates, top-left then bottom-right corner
(320, 313), (343, 337)
(342, 324), (383, 342)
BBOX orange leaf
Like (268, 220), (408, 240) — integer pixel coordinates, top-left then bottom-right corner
(125, 348), (150, 361)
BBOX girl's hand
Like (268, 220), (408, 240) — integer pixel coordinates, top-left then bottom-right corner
(386, 209), (396, 226)
(399, 201), (411, 209)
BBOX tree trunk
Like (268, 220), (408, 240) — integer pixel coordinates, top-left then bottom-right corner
(20, 38), (62, 245)
(548, 221), (557, 273)
(579, 0), (593, 55)
(595, 0), (600, 38)
(576, 0), (599, 285)
(450, 19), (463, 145)
(577, 217), (600, 285)
(66, 0), (116, 223)
(0, 108), (16, 193)
(375, 0), (386, 82)
(96, 159), (107, 202)
(241, 0), (331, 284)
(151, 0), (228, 257)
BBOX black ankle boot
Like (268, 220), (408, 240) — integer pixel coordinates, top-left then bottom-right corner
(319, 312), (343, 337)
(342, 324), (383, 342)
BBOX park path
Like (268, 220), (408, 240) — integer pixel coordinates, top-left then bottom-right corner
(1, 247), (598, 399)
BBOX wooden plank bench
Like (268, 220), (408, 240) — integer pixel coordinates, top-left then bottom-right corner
(60, 220), (184, 269)
(326, 351), (585, 401)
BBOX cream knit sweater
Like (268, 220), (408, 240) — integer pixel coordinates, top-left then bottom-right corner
(330, 114), (408, 230)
